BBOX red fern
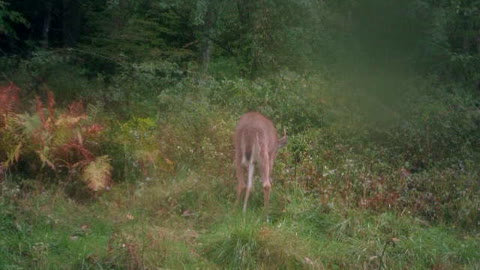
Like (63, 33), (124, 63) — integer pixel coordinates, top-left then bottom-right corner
(68, 100), (85, 116)
(0, 82), (20, 127)
(35, 91), (58, 130)
(2, 88), (111, 191)
(47, 91), (55, 121)
(57, 142), (95, 169)
(86, 124), (104, 135)
(54, 100), (103, 171)
(35, 96), (47, 127)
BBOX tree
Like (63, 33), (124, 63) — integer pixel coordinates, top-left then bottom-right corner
(196, 0), (218, 73)
(0, 0), (28, 52)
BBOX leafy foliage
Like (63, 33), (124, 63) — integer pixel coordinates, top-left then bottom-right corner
(0, 82), (21, 169)
(0, 81), (20, 123)
(0, 1), (28, 38)
(114, 116), (173, 181)
(0, 86), (111, 191)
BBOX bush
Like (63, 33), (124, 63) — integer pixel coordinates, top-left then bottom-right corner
(0, 83), (111, 192)
(159, 72), (328, 133)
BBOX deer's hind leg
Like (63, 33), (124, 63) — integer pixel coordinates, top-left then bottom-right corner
(243, 161), (254, 213)
(259, 150), (271, 210)
(235, 158), (246, 208)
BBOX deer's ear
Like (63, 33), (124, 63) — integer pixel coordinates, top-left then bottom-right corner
(278, 136), (288, 149)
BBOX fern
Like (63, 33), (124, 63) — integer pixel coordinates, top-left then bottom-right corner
(18, 113), (42, 139)
(1, 85), (111, 191)
(85, 124), (104, 135)
(36, 149), (55, 169)
(82, 155), (112, 191)
(58, 142), (94, 163)
(68, 100), (85, 116)
(0, 113), (24, 170)
(35, 96), (47, 126)
(4, 142), (22, 168)
(47, 91), (55, 120)
(55, 114), (87, 127)
(0, 82), (20, 127)
(51, 126), (72, 149)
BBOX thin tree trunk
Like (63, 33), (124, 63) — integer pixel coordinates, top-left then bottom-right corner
(200, 1), (217, 74)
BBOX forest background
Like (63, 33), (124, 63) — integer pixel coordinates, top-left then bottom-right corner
(0, 0), (479, 269)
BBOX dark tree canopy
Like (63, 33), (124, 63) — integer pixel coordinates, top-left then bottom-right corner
(0, 0), (478, 83)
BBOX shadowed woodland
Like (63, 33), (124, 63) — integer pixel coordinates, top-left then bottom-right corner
(0, 0), (479, 269)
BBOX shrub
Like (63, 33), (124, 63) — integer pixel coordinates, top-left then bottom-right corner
(109, 116), (174, 182)
(159, 72), (328, 133)
(0, 84), (111, 192)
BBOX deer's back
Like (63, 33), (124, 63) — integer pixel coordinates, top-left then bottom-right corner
(235, 112), (278, 158)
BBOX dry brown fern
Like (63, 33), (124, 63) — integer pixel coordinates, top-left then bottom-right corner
(82, 155), (112, 191)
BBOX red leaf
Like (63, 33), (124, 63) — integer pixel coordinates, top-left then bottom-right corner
(35, 96), (47, 125)
(86, 124), (104, 135)
(47, 91), (56, 120)
(68, 100), (85, 117)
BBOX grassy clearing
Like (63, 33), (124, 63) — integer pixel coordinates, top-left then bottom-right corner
(1, 171), (479, 269)
(1, 63), (479, 269)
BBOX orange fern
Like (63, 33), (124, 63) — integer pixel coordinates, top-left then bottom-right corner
(35, 96), (47, 127)
(1, 87), (112, 192)
(68, 100), (85, 116)
(85, 124), (104, 135)
(47, 91), (55, 122)
(0, 82), (20, 127)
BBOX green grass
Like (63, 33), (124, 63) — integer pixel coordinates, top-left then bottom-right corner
(1, 173), (478, 270)
(1, 65), (479, 269)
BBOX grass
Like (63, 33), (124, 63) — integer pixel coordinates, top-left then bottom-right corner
(1, 64), (479, 269)
(1, 171), (479, 269)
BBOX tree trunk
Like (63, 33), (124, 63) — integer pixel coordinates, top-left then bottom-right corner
(236, 0), (268, 78)
(200, 0), (217, 74)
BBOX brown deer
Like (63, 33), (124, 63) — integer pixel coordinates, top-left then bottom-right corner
(234, 112), (287, 212)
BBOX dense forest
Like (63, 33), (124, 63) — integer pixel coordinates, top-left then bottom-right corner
(1, 0), (479, 269)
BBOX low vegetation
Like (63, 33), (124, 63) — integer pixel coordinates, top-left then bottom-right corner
(1, 66), (479, 269)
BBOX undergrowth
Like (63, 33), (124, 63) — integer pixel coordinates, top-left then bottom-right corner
(1, 173), (479, 269)
(0, 56), (479, 269)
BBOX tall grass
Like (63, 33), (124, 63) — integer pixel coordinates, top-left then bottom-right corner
(1, 172), (479, 269)
(1, 57), (479, 268)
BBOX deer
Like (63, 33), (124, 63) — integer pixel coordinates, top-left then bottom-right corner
(234, 112), (287, 212)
